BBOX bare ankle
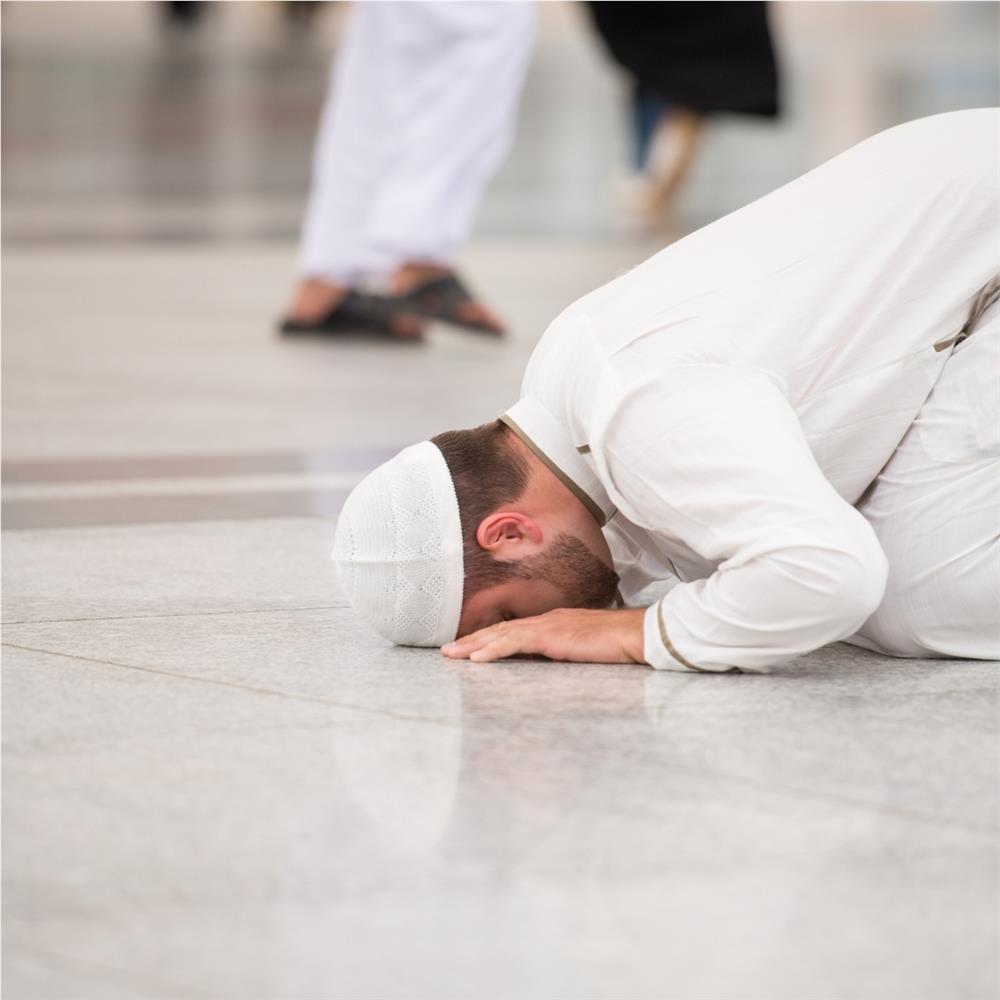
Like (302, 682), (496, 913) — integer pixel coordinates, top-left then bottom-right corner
(287, 279), (348, 321)
(391, 263), (451, 294)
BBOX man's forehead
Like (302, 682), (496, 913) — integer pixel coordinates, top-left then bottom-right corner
(457, 593), (501, 638)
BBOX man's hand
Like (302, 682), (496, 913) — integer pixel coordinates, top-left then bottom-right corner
(441, 608), (647, 665)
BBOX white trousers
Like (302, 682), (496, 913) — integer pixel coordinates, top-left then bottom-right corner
(298, 1), (535, 285)
(849, 307), (1000, 659)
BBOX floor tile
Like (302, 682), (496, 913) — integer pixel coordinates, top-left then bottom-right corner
(4, 4), (999, 997)
(4, 646), (997, 999)
(1, 518), (339, 623)
(5, 610), (998, 833)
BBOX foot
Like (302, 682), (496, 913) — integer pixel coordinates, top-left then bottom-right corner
(392, 263), (505, 334)
(285, 278), (348, 324)
(284, 278), (422, 338)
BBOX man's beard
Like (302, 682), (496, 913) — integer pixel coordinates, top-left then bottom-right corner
(515, 533), (620, 610)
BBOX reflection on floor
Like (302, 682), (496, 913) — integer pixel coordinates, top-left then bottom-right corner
(3, 1), (998, 242)
(4, 241), (999, 1000)
(3, 2), (999, 998)
(4, 516), (999, 998)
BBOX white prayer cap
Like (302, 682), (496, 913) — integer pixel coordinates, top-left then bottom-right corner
(332, 441), (465, 647)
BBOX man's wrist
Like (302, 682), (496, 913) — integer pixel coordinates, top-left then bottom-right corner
(622, 607), (648, 664)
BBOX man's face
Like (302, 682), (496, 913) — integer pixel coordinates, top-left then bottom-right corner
(456, 533), (620, 637)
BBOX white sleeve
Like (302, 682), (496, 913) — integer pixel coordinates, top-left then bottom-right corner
(595, 364), (889, 673)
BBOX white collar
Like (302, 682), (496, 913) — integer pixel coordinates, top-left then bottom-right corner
(500, 397), (616, 527)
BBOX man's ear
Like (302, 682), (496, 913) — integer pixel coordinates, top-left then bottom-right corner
(476, 512), (543, 554)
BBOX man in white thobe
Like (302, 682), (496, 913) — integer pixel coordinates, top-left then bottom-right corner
(333, 109), (1000, 672)
(283, 1), (535, 335)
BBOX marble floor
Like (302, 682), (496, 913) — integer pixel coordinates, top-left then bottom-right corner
(3, 3), (1000, 999)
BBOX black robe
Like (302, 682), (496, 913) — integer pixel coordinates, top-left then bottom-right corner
(587, 2), (781, 117)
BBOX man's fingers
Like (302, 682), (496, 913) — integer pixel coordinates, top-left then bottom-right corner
(443, 622), (537, 662)
(442, 612), (572, 661)
(441, 631), (495, 659)
(442, 608), (643, 665)
(442, 620), (515, 658)
(468, 636), (521, 662)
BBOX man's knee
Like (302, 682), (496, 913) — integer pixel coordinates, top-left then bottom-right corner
(854, 545), (1000, 658)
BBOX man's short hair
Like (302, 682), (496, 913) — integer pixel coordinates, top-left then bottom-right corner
(432, 421), (530, 602)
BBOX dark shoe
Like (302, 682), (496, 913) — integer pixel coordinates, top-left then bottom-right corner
(370, 273), (505, 336)
(279, 290), (422, 341)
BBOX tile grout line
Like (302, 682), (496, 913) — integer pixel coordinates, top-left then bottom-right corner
(2, 471), (364, 500)
(1, 604), (349, 626)
(0, 641), (462, 729)
(8, 941), (220, 1000)
(7, 642), (995, 839)
(2, 717), (367, 757)
(5, 644), (994, 839)
(0, 447), (399, 485)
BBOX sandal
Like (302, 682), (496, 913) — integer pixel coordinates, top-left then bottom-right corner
(279, 290), (423, 340)
(372, 273), (505, 336)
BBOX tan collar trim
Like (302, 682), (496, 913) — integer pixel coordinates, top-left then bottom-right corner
(500, 413), (609, 528)
(934, 273), (1000, 352)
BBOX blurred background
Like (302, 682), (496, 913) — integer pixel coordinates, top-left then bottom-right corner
(4, 2), (998, 243)
(3, 2), (998, 504)
(3, 0), (998, 524)
(3, 5), (999, 999)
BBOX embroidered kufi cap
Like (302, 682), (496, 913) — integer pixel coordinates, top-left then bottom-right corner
(332, 442), (465, 646)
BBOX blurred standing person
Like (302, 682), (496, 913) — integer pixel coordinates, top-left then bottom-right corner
(588, 2), (780, 223)
(281, 1), (536, 339)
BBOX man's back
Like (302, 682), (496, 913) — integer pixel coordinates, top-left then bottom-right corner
(524, 109), (999, 503)
(333, 110), (999, 673)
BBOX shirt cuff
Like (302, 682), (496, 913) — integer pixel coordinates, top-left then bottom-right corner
(643, 602), (700, 671)
(642, 601), (740, 673)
